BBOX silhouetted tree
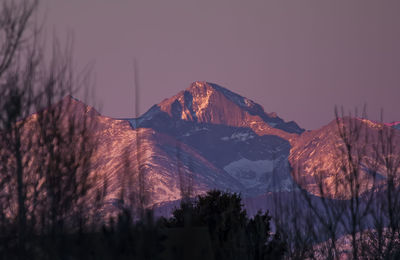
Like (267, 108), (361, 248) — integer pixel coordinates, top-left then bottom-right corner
(362, 114), (400, 259)
(165, 190), (286, 260)
(0, 1), (40, 253)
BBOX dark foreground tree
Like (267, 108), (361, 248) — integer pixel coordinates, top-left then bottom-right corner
(163, 190), (286, 260)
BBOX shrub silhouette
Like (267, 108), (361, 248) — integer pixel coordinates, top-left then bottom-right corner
(163, 190), (286, 260)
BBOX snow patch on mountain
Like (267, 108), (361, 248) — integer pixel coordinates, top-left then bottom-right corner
(223, 158), (274, 188)
(182, 126), (209, 137)
(221, 132), (255, 142)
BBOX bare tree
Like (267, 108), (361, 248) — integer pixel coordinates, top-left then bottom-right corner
(274, 107), (400, 259)
(362, 114), (400, 259)
(0, 0), (39, 78)
(32, 45), (99, 235)
(0, 1), (103, 257)
(117, 59), (150, 221)
(0, 1), (41, 253)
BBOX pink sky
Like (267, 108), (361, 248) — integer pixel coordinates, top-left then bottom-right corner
(41, 0), (400, 130)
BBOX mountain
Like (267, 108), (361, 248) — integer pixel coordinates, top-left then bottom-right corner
(41, 82), (303, 211)
(133, 82), (303, 141)
(96, 81), (399, 207)
(10, 81), (400, 216)
(130, 82), (302, 197)
(30, 83), (300, 208)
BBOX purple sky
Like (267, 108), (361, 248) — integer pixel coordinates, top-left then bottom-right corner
(41, 0), (400, 130)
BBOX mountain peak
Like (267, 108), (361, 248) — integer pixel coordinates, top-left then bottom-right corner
(156, 81), (263, 126)
(137, 82), (304, 135)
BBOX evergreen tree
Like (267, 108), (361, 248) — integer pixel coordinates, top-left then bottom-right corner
(165, 190), (286, 260)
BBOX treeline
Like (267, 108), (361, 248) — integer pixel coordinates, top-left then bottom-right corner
(0, 190), (286, 259)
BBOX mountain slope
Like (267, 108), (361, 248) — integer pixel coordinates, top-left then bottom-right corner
(290, 117), (400, 198)
(17, 96), (246, 210)
(60, 96), (247, 206)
